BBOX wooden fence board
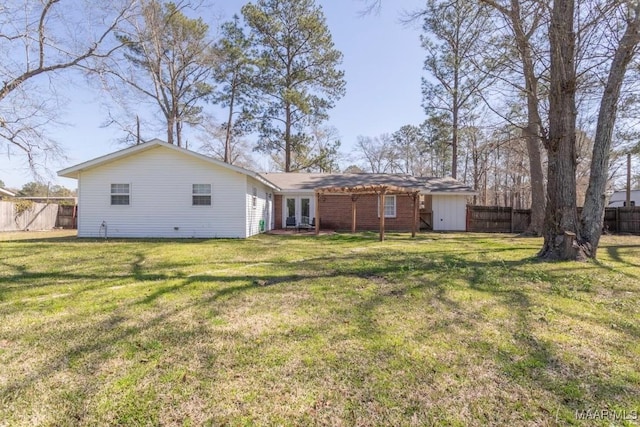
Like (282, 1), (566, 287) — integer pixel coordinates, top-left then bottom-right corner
(0, 201), (59, 231)
(467, 205), (640, 234)
(56, 205), (77, 229)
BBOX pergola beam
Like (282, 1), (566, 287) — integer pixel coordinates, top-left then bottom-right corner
(316, 184), (416, 196)
(315, 192), (320, 235)
(314, 184), (421, 241)
(412, 193), (419, 238)
(379, 191), (386, 241)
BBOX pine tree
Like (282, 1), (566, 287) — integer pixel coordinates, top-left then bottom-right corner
(241, 0), (345, 172)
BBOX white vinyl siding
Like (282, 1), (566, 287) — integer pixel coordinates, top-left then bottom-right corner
(245, 178), (271, 236)
(77, 145), (247, 238)
(432, 195), (467, 231)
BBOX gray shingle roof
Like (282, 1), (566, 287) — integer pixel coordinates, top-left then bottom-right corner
(259, 173), (476, 194)
(420, 176), (476, 193)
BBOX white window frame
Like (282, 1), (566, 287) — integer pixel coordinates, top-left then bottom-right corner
(377, 195), (396, 218)
(192, 184), (212, 206)
(252, 187), (258, 209)
(282, 195), (315, 226)
(110, 183), (130, 206)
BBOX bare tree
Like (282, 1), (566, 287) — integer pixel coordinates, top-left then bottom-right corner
(421, 0), (496, 179)
(390, 124), (429, 176)
(481, 0), (548, 235)
(269, 125), (342, 172)
(353, 134), (395, 173)
(197, 116), (256, 169)
(0, 0), (134, 175)
(580, 0), (640, 256)
(101, 0), (215, 147)
(536, 0), (581, 259)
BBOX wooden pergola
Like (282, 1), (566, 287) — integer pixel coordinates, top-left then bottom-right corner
(314, 184), (422, 241)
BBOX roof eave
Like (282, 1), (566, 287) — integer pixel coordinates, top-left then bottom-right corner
(274, 189), (315, 194)
(427, 191), (477, 196)
(57, 140), (279, 186)
(252, 174), (280, 191)
(57, 140), (166, 179)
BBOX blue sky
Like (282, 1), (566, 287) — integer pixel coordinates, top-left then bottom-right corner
(0, 0), (427, 190)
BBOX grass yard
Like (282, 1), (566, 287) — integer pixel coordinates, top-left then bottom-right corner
(0, 230), (639, 426)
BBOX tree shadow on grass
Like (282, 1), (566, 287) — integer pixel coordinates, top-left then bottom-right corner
(327, 250), (640, 423)
(459, 257), (639, 422)
(603, 244), (640, 269)
(1, 242), (638, 424)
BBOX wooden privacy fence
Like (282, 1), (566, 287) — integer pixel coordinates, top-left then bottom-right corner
(0, 201), (59, 231)
(467, 205), (640, 234)
(56, 204), (77, 229)
(466, 206), (531, 233)
(603, 207), (640, 234)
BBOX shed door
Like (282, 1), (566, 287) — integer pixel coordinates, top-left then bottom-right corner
(432, 195), (467, 231)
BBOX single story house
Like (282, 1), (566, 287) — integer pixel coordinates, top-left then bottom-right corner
(58, 139), (475, 238)
(608, 189), (639, 207)
(58, 139), (277, 238)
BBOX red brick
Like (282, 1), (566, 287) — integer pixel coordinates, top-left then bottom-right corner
(273, 193), (417, 232)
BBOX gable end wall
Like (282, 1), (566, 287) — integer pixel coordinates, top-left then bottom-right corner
(77, 146), (247, 238)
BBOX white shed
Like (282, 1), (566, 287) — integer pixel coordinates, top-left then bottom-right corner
(422, 177), (475, 231)
(432, 195), (469, 231)
(58, 139), (278, 238)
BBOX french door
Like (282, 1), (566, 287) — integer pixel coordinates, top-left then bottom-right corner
(284, 196), (313, 226)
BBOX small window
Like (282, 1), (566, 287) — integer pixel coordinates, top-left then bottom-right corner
(252, 187), (257, 208)
(378, 195), (396, 218)
(192, 184), (211, 206)
(111, 183), (130, 205)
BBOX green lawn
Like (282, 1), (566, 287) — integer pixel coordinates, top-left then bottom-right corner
(1, 231), (639, 426)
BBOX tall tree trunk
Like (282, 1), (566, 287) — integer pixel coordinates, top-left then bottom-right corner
(580, 4), (640, 257)
(524, 123), (545, 235)
(176, 119), (182, 148)
(285, 102), (292, 172)
(511, 0), (545, 235)
(473, 141), (480, 205)
(167, 115), (175, 145)
(452, 70), (459, 179)
(539, 0), (581, 260)
(224, 87), (236, 164)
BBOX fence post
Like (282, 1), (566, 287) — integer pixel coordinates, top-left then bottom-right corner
(510, 207), (514, 233)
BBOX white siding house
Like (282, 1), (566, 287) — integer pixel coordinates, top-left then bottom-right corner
(58, 139), (278, 238)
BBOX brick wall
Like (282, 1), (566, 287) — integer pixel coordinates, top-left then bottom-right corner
(273, 193), (417, 231)
(319, 194), (416, 231)
(274, 194), (283, 229)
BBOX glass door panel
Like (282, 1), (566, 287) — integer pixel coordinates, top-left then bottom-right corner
(286, 198), (296, 218)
